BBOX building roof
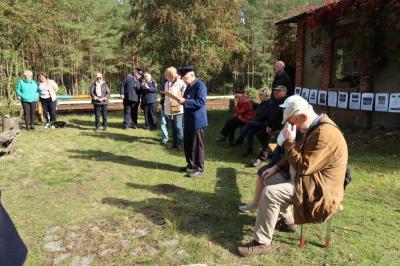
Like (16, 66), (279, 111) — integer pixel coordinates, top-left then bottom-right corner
(275, 0), (344, 25)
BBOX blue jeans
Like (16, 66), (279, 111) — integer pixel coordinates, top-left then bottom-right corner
(160, 109), (169, 144)
(171, 114), (184, 146)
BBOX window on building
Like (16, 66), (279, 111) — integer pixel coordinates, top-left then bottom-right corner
(332, 37), (360, 88)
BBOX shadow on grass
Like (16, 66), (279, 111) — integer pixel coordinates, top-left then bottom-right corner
(79, 132), (159, 144)
(102, 167), (255, 254)
(68, 149), (180, 172)
(69, 118), (124, 130)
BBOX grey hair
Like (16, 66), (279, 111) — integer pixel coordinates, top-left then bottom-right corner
(277, 60), (285, 68)
(258, 87), (271, 96)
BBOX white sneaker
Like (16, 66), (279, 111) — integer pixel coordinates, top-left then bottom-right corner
(239, 204), (257, 213)
(44, 123), (50, 128)
(50, 125), (55, 129)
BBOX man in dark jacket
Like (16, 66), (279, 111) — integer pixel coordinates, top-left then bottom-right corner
(177, 66), (208, 178)
(272, 61), (293, 96)
(140, 72), (158, 130)
(119, 68), (142, 129)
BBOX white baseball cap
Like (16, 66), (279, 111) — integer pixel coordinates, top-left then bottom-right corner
(279, 95), (311, 124)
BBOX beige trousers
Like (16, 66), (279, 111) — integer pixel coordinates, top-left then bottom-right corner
(253, 172), (294, 245)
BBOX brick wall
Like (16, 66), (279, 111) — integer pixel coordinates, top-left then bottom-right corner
(295, 22), (305, 87)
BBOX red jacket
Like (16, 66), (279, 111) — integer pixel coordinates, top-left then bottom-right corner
(234, 96), (254, 123)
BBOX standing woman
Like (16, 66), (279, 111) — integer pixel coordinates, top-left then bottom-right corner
(38, 72), (59, 129)
(90, 73), (110, 131)
(140, 72), (158, 130)
(164, 67), (186, 151)
(16, 70), (39, 130)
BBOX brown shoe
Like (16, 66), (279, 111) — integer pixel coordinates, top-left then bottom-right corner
(176, 144), (184, 152)
(237, 240), (271, 257)
(275, 218), (297, 233)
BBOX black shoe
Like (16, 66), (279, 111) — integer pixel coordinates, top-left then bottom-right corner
(123, 126), (129, 130)
(103, 127), (107, 131)
(94, 127), (99, 132)
(131, 125), (137, 129)
(187, 170), (203, 177)
(30, 125), (35, 130)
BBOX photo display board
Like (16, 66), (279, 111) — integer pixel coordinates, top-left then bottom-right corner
(375, 93), (389, 112)
(389, 93), (400, 113)
(361, 93), (374, 111)
(328, 91), (338, 107)
(309, 89), (318, 104)
(338, 92), (348, 109)
(318, 90), (327, 106)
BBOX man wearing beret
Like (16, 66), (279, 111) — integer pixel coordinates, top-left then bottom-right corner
(177, 66), (208, 177)
(119, 67), (143, 129)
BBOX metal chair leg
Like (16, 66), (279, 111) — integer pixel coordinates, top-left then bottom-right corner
(300, 224), (305, 247)
(324, 218), (332, 249)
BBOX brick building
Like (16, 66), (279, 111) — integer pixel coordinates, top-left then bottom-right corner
(275, 0), (400, 129)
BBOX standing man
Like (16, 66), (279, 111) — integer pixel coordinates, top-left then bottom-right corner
(119, 68), (142, 129)
(272, 61), (293, 96)
(140, 72), (158, 130)
(177, 66), (208, 177)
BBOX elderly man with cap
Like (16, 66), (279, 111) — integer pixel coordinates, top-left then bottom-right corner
(238, 95), (348, 257)
(176, 66), (208, 177)
(119, 67), (143, 129)
(216, 88), (254, 144)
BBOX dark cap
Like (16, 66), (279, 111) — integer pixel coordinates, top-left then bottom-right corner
(273, 85), (287, 92)
(234, 88), (244, 94)
(178, 66), (194, 77)
(135, 67), (143, 75)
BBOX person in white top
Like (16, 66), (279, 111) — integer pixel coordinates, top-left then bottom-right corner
(38, 72), (59, 129)
(163, 67), (186, 151)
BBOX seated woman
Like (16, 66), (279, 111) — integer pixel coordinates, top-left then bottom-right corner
(216, 88), (254, 144)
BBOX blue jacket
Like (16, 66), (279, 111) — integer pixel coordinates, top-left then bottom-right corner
(16, 79), (39, 103)
(183, 79), (208, 130)
(119, 75), (140, 102)
(140, 80), (158, 104)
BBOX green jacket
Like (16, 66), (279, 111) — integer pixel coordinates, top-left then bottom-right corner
(16, 79), (39, 103)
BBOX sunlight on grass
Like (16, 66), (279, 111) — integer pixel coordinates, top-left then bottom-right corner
(0, 111), (399, 265)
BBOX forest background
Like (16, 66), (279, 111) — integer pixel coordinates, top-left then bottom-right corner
(0, 0), (324, 98)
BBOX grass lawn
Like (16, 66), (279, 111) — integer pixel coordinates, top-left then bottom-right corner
(1, 110), (399, 265)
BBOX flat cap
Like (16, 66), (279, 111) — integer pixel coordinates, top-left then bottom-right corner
(178, 66), (194, 77)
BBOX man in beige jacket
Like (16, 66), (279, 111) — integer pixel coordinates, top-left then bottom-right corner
(238, 95), (348, 257)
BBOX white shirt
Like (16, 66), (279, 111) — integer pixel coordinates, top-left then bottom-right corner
(39, 82), (50, 99)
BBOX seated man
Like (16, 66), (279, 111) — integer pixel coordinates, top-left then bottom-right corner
(230, 85), (287, 157)
(237, 95), (348, 257)
(216, 88), (254, 144)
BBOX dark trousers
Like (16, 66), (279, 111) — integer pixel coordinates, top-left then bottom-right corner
(143, 103), (158, 129)
(220, 117), (245, 142)
(123, 100), (139, 128)
(255, 128), (271, 159)
(40, 98), (57, 124)
(238, 120), (265, 153)
(94, 104), (108, 129)
(21, 101), (36, 128)
(184, 128), (205, 172)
